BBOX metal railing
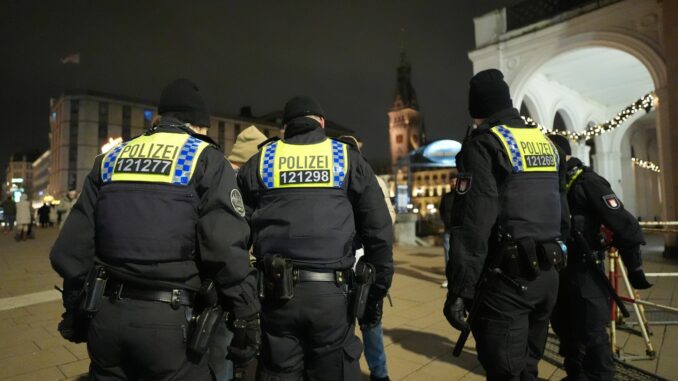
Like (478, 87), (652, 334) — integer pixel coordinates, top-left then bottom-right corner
(506, 0), (622, 31)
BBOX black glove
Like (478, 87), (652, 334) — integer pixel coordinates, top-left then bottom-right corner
(359, 298), (384, 329)
(57, 278), (89, 343)
(227, 314), (261, 366)
(628, 269), (653, 290)
(443, 295), (468, 331)
(58, 309), (89, 343)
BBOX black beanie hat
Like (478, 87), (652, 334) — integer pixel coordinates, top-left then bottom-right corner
(282, 96), (325, 125)
(158, 78), (210, 128)
(468, 69), (513, 119)
(549, 134), (572, 156)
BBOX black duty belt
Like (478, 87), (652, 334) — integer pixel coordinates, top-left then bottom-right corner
(103, 281), (195, 309)
(293, 269), (349, 284)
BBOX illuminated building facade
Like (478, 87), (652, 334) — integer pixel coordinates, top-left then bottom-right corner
(3, 153), (39, 202)
(389, 140), (460, 218)
(31, 150), (50, 202)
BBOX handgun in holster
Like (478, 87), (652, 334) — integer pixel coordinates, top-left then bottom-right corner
(262, 255), (294, 301)
(188, 280), (224, 356)
(352, 261), (375, 320)
(82, 265), (108, 314)
(500, 237), (521, 278)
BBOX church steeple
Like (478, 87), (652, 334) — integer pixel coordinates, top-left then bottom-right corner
(392, 50), (419, 111)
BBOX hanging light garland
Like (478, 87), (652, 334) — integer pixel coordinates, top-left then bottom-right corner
(523, 92), (658, 142)
(631, 157), (661, 173)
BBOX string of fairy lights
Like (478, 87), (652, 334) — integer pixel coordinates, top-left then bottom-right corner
(523, 91), (661, 173)
(631, 157), (661, 173)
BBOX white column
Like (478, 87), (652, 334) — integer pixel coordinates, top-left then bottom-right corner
(594, 150), (624, 199)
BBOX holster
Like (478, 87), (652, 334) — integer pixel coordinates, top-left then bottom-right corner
(261, 255), (294, 301)
(499, 239), (521, 278)
(82, 266), (108, 314)
(351, 261), (375, 320)
(517, 238), (540, 280)
(188, 280), (224, 356)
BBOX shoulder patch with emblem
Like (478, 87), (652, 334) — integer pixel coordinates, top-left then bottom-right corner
(456, 174), (472, 195)
(230, 189), (246, 217)
(602, 194), (621, 210)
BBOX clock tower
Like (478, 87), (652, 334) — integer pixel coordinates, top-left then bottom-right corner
(388, 51), (423, 167)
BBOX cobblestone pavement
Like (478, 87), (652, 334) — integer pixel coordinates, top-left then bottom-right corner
(0, 227), (676, 380)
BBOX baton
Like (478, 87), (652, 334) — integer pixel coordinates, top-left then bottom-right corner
(452, 268), (503, 357)
(574, 231), (630, 318)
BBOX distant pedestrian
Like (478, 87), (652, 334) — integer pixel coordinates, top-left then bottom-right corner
(57, 190), (78, 229)
(228, 125), (267, 171)
(439, 177), (456, 288)
(15, 194), (32, 241)
(38, 203), (51, 227)
(49, 204), (57, 226)
(2, 194), (16, 233)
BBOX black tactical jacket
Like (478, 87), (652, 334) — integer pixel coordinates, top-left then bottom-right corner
(446, 108), (570, 298)
(237, 118), (394, 299)
(50, 119), (259, 318)
(565, 157), (644, 270)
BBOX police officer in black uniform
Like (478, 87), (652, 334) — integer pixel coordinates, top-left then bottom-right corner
(549, 135), (652, 381)
(50, 79), (261, 380)
(237, 96), (394, 380)
(443, 69), (570, 381)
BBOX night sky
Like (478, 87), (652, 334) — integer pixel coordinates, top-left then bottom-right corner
(1, 0), (510, 180)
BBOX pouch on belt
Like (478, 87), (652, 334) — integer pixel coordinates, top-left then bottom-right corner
(262, 255), (294, 301)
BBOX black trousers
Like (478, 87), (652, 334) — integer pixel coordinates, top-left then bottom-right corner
(469, 266), (558, 381)
(257, 282), (362, 381)
(551, 265), (614, 381)
(87, 297), (212, 381)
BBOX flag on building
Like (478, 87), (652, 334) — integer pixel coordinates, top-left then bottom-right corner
(60, 53), (80, 64)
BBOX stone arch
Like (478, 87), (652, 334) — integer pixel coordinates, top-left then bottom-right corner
(552, 110), (569, 132)
(511, 31), (666, 102)
(610, 107), (654, 154)
(518, 92), (544, 124)
(551, 104), (577, 132)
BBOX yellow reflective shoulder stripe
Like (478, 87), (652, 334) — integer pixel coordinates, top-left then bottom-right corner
(259, 139), (348, 189)
(101, 133), (209, 185)
(566, 168), (584, 191)
(490, 125), (558, 173)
